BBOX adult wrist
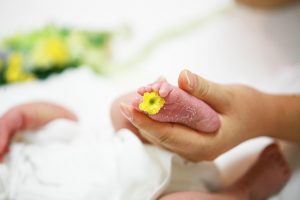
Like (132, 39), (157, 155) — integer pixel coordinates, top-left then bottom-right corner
(263, 94), (300, 141)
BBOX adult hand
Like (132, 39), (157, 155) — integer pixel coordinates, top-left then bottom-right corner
(121, 70), (280, 161)
(0, 102), (77, 161)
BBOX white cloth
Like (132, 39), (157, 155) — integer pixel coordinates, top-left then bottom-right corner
(0, 120), (220, 200)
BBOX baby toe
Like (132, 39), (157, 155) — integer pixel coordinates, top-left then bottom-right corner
(145, 86), (153, 92)
(159, 82), (173, 97)
(151, 82), (162, 92)
(137, 87), (146, 95)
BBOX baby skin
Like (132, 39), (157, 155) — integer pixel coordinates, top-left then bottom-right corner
(159, 143), (291, 200)
(132, 79), (221, 133)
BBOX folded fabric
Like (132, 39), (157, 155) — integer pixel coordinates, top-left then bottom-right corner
(0, 120), (220, 200)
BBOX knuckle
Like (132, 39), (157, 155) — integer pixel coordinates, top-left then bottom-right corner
(157, 133), (171, 145)
(195, 78), (210, 98)
(156, 124), (177, 144)
(203, 153), (217, 161)
(187, 154), (203, 162)
(191, 153), (216, 162)
(188, 147), (218, 162)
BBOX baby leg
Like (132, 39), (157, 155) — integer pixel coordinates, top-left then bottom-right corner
(223, 142), (291, 200)
(160, 192), (236, 200)
(159, 143), (291, 200)
(0, 102), (77, 161)
(132, 80), (220, 133)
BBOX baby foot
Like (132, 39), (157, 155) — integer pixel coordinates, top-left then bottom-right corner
(132, 79), (220, 133)
(227, 143), (291, 200)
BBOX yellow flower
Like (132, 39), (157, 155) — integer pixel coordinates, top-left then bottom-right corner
(31, 37), (70, 68)
(139, 91), (165, 115)
(5, 53), (35, 83)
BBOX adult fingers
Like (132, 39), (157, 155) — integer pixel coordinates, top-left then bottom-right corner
(120, 103), (220, 161)
(178, 69), (232, 113)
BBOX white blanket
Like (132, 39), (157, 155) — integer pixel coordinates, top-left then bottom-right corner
(0, 120), (220, 200)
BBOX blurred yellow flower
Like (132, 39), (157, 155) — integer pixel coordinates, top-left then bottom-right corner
(5, 53), (35, 83)
(31, 37), (70, 68)
(139, 91), (165, 115)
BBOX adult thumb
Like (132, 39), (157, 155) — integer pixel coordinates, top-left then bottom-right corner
(178, 69), (231, 113)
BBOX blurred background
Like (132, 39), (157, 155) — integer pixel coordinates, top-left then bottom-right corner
(0, 0), (300, 199)
(0, 0), (299, 88)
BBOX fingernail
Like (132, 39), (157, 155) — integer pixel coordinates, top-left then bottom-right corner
(185, 70), (195, 90)
(120, 103), (132, 121)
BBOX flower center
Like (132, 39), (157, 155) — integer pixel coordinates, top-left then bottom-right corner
(149, 98), (155, 105)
